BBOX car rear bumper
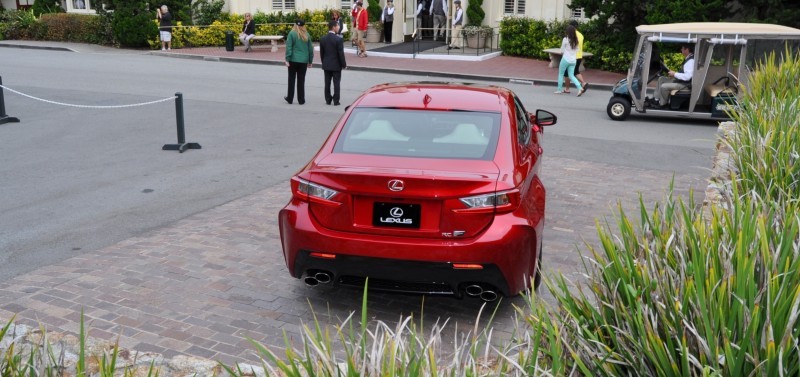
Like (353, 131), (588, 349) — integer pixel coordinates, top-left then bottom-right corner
(279, 200), (541, 296)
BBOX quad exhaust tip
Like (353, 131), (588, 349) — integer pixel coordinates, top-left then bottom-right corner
(464, 284), (499, 302)
(304, 270), (334, 287)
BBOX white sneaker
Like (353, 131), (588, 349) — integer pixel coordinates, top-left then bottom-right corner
(167, 48), (171, 51)
(161, 48), (166, 51)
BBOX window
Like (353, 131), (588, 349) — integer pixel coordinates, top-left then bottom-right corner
(341, 0), (352, 10)
(272, 0), (296, 10)
(513, 97), (530, 145)
(67, 0), (95, 12)
(571, 7), (584, 19)
(504, 0), (525, 15)
(335, 109), (501, 160)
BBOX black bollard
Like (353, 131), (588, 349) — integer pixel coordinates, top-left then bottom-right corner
(162, 92), (201, 153)
(0, 76), (21, 125)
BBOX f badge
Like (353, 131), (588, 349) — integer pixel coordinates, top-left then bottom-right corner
(387, 179), (404, 192)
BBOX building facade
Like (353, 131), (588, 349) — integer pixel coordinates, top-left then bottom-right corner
(10, 0), (583, 38)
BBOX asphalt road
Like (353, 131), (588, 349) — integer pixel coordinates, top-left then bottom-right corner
(0, 46), (719, 283)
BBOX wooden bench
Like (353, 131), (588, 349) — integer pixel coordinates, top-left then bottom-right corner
(543, 48), (593, 72)
(250, 35), (283, 52)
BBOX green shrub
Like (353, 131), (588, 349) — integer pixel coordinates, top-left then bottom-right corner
(500, 17), (641, 72)
(147, 9), (336, 49)
(366, 0), (381, 24)
(465, 0), (485, 26)
(1, 9), (42, 40)
(499, 17), (565, 60)
(38, 13), (104, 43)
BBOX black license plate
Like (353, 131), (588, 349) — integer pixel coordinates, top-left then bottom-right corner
(372, 202), (421, 228)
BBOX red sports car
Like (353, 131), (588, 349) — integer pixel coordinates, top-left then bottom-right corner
(279, 82), (556, 301)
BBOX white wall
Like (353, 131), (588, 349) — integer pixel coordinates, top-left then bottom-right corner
(223, 0), (575, 32)
(2, 0), (20, 10)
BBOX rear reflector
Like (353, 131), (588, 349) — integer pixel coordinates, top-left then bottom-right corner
(310, 252), (337, 259)
(452, 263), (484, 270)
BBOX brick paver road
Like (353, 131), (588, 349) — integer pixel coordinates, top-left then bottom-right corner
(0, 40), (702, 365)
(0, 155), (706, 365)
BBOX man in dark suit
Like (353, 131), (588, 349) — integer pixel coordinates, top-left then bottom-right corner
(320, 20), (347, 106)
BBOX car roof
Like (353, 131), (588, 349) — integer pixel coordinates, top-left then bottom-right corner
(355, 82), (511, 112)
(637, 22), (800, 39)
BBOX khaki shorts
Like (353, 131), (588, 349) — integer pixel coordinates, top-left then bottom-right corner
(354, 29), (367, 42)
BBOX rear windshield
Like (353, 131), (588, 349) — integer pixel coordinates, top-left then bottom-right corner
(333, 108), (501, 160)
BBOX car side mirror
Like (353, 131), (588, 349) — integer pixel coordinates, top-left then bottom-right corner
(531, 109), (557, 126)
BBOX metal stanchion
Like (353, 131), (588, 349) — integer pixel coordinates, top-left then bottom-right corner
(0, 76), (20, 125)
(162, 92), (201, 153)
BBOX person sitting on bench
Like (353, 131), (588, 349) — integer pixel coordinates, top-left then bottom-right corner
(239, 13), (256, 52)
(654, 43), (694, 108)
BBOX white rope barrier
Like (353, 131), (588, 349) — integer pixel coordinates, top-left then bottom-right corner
(0, 84), (176, 109)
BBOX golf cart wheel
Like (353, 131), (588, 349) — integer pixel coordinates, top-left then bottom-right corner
(607, 96), (631, 121)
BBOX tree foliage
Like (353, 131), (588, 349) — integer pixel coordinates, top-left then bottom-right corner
(191, 0), (225, 26)
(105, 0), (157, 47)
(31, 0), (63, 17)
(158, 0), (192, 25)
(569, 0), (798, 55)
(730, 0), (800, 29)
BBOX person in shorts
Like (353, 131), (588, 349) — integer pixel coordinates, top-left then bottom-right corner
(157, 5), (172, 51)
(353, 1), (369, 57)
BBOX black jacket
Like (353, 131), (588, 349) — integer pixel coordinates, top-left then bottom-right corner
(320, 32), (346, 71)
(242, 20), (255, 35)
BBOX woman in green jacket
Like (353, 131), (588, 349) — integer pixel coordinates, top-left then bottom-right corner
(284, 20), (314, 105)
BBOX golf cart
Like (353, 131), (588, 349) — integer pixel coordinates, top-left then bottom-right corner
(607, 22), (800, 121)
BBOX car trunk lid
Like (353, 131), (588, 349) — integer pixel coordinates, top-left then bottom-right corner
(308, 154), (499, 239)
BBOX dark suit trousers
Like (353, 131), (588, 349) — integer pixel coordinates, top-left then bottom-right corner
(324, 70), (342, 104)
(287, 61), (308, 103)
(383, 21), (393, 43)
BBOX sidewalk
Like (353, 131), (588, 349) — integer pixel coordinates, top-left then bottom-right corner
(0, 40), (626, 88)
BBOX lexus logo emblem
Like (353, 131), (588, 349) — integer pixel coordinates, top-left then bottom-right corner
(389, 207), (404, 217)
(387, 179), (404, 192)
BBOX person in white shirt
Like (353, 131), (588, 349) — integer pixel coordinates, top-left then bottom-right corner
(554, 25), (585, 96)
(447, 0), (463, 50)
(381, 0), (395, 44)
(654, 43), (695, 108)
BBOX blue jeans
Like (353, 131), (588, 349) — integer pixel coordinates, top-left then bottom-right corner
(557, 58), (582, 92)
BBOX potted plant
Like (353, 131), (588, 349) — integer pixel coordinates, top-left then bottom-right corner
(464, 0), (487, 48)
(462, 25), (492, 48)
(365, 0), (383, 42)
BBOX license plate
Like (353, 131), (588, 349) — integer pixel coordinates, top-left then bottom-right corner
(372, 202), (420, 228)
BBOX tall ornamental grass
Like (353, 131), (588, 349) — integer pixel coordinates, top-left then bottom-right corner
(521, 50), (800, 375)
(729, 48), (800, 208)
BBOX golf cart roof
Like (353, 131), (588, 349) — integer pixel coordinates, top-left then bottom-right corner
(637, 22), (800, 39)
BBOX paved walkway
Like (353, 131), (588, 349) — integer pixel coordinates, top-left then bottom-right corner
(0, 40), (626, 88)
(0, 40), (700, 366)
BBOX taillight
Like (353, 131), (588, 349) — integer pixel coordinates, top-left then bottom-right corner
(456, 189), (520, 213)
(292, 177), (340, 204)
